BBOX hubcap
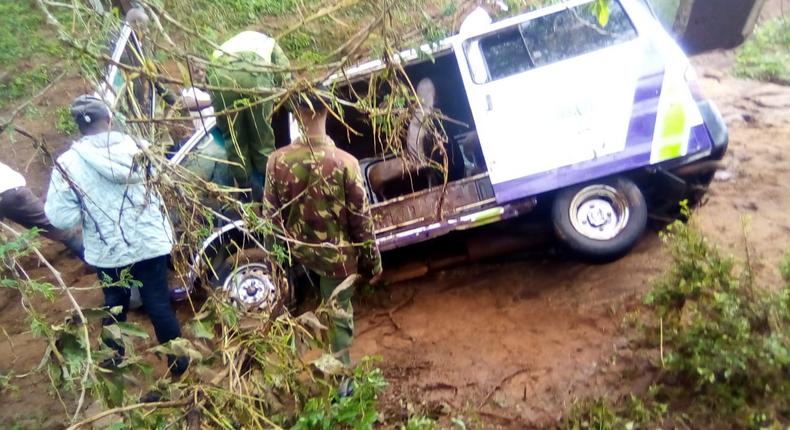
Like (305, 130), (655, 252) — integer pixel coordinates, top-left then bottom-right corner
(568, 185), (630, 241)
(222, 263), (277, 311)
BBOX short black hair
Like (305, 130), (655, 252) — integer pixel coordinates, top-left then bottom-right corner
(289, 86), (330, 114)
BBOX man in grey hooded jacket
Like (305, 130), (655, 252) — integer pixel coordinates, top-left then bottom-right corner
(45, 95), (187, 377)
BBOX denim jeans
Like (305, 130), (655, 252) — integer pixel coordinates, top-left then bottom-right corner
(97, 255), (182, 359)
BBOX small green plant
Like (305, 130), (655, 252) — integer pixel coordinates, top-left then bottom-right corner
(735, 18), (790, 84)
(293, 358), (388, 430)
(780, 251), (790, 283)
(401, 415), (438, 430)
(563, 395), (665, 430)
(55, 106), (78, 136)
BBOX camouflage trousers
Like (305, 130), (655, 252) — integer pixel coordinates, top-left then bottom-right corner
(320, 276), (355, 366)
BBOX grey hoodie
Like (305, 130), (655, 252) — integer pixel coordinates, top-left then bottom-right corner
(45, 131), (174, 268)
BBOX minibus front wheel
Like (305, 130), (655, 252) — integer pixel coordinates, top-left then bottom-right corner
(551, 177), (648, 262)
(212, 247), (292, 313)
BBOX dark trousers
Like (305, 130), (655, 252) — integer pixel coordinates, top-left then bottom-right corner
(0, 187), (83, 258)
(97, 255), (182, 356)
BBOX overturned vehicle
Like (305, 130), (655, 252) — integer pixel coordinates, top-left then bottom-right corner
(107, 0), (728, 310)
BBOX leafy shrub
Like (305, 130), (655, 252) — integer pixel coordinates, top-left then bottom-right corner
(735, 18), (790, 84)
(644, 217), (790, 424)
(55, 106), (78, 136)
(293, 358), (388, 430)
(566, 215), (790, 428)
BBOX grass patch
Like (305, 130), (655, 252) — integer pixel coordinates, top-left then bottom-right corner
(735, 18), (790, 85)
(0, 2), (68, 110)
(55, 106), (78, 136)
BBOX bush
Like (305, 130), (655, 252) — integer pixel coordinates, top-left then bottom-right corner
(735, 18), (790, 85)
(566, 215), (790, 428)
(644, 217), (790, 425)
(293, 359), (388, 430)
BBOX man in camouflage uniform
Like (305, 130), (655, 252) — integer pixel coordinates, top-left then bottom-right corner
(208, 31), (290, 195)
(263, 93), (382, 365)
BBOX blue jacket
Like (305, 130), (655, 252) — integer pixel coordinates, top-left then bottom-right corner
(45, 131), (173, 268)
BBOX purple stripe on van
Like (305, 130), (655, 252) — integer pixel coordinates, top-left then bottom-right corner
(494, 123), (714, 203)
(633, 72), (664, 104)
(688, 123), (713, 154)
(625, 72), (664, 148)
(492, 147), (650, 202)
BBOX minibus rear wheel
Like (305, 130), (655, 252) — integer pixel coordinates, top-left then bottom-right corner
(552, 177), (647, 261)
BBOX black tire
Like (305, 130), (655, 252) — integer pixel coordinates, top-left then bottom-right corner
(211, 247), (292, 312)
(551, 177), (648, 262)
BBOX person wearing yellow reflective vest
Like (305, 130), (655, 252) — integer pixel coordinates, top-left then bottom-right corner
(207, 31), (290, 197)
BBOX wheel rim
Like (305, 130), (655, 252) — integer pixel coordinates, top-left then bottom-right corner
(222, 263), (277, 311)
(568, 185), (630, 241)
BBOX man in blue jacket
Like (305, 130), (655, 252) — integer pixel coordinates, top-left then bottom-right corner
(45, 95), (187, 377)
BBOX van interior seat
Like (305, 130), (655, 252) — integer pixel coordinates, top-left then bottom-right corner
(366, 77), (442, 201)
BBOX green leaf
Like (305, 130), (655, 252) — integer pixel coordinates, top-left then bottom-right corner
(102, 324), (122, 341)
(117, 322), (149, 339)
(109, 305), (124, 315)
(189, 320), (215, 340)
(312, 353), (345, 375)
(151, 338), (203, 361)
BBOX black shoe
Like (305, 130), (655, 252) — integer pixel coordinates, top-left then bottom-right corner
(98, 355), (124, 370)
(140, 390), (163, 403)
(167, 355), (190, 379)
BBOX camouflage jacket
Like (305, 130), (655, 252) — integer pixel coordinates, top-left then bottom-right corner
(263, 136), (382, 279)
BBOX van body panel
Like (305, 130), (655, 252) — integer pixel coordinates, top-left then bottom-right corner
(454, 0), (711, 204)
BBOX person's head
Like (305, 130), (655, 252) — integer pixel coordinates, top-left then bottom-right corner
(290, 88), (329, 124)
(186, 58), (207, 84)
(125, 7), (150, 40)
(70, 95), (112, 136)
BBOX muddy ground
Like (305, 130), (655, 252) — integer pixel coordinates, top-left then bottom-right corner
(2, 11), (790, 430)
(349, 63), (790, 428)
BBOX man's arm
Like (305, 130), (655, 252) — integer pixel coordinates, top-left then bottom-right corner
(344, 161), (382, 278)
(44, 166), (82, 230)
(181, 87), (212, 111)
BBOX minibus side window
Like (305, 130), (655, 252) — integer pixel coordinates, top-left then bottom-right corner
(478, 28), (534, 81)
(467, 0), (638, 83)
(520, 0), (637, 67)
